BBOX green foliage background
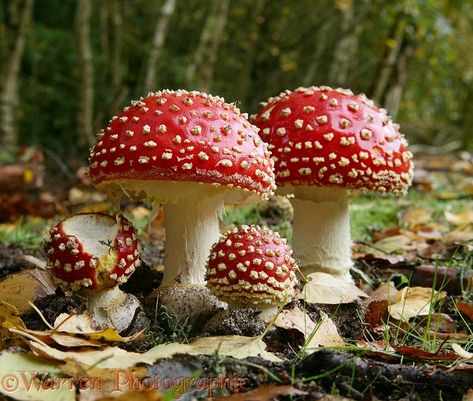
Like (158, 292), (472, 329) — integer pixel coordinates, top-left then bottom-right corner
(1, 0), (472, 160)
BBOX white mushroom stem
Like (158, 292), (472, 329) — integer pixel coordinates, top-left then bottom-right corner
(289, 186), (353, 281)
(162, 193), (224, 285)
(85, 286), (141, 332)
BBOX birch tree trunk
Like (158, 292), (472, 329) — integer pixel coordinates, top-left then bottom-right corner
(0, 0), (33, 148)
(328, 0), (369, 87)
(370, 11), (407, 104)
(143, 0), (176, 93)
(76, 0), (94, 148)
(186, 0), (230, 91)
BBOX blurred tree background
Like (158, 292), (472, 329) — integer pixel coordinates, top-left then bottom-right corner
(1, 0), (472, 165)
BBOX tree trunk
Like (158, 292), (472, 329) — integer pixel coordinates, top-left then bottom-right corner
(143, 0), (176, 93)
(328, 0), (369, 87)
(111, 0), (123, 90)
(370, 11), (407, 104)
(76, 0), (95, 148)
(238, 0), (266, 102)
(383, 38), (416, 119)
(303, 19), (332, 87)
(0, 0), (34, 148)
(186, 0), (231, 91)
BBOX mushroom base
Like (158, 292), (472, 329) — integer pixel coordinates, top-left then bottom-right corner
(151, 283), (226, 325)
(85, 286), (143, 333)
(288, 186), (353, 281)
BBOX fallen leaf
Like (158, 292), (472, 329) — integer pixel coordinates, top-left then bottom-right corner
(445, 210), (473, 226)
(54, 313), (144, 343)
(395, 345), (458, 361)
(23, 335), (280, 370)
(452, 343), (473, 360)
(373, 234), (412, 254)
(301, 272), (368, 304)
(213, 385), (306, 401)
(0, 301), (26, 350)
(0, 268), (56, 313)
(81, 390), (163, 401)
(388, 287), (446, 321)
(364, 282), (398, 328)
(400, 207), (432, 229)
(275, 306), (345, 353)
(0, 351), (76, 401)
(456, 301), (473, 321)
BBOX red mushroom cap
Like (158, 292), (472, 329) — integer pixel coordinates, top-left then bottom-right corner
(44, 213), (140, 291)
(89, 90), (275, 199)
(252, 87), (414, 195)
(206, 225), (297, 305)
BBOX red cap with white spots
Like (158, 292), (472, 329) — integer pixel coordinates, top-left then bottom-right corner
(89, 89), (275, 200)
(252, 87), (414, 195)
(206, 225), (297, 305)
(44, 213), (140, 291)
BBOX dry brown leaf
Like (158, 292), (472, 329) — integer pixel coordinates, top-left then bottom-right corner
(457, 301), (473, 321)
(364, 282), (398, 328)
(54, 313), (143, 343)
(373, 234), (412, 254)
(24, 335), (280, 370)
(0, 268), (56, 313)
(213, 384), (306, 401)
(395, 345), (458, 361)
(0, 301), (26, 350)
(301, 272), (368, 304)
(400, 207), (432, 229)
(275, 306), (345, 353)
(388, 287), (446, 321)
(463, 388), (473, 401)
(445, 210), (473, 226)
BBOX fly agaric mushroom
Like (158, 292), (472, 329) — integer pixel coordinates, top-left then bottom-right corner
(252, 87), (414, 281)
(44, 213), (142, 332)
(206, 225), (297, 319)
(88, 90), (275, 289)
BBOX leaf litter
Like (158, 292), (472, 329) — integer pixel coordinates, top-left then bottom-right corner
(0, 152), (472, 400)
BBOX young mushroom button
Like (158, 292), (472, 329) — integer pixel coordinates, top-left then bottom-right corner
(206, 225), (297, 307)
(44, 213), (143, 332)
(252, 86), (414, 281)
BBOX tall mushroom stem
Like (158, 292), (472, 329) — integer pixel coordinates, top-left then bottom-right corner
(290, 187), (353, 280)
(162, 193), (224, 285)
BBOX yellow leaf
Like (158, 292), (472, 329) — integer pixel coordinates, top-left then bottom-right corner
(0, 268), (56, 313)
(24, 335), (280, 370)
(301, 273), (368, 305)
(274, 306), (344, 354)
(0, 301), (26, 350)
(388, 287), (446, 321)
(445, 210), (473, 226)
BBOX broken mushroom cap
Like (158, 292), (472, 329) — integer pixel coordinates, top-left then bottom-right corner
(252, 86), (414, 195)
(88, 89), (275, 203)
(44, 213), (140, 291)
(206, 225), (297, 305)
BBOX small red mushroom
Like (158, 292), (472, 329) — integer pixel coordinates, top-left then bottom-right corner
(206, 225), (297, 318)
(44, 213), (142, 332)
(252, 87), (414, 281)
(88, 90), (275, 290)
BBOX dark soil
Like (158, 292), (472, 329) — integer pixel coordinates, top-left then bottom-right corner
(1, 242), (472, 401)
